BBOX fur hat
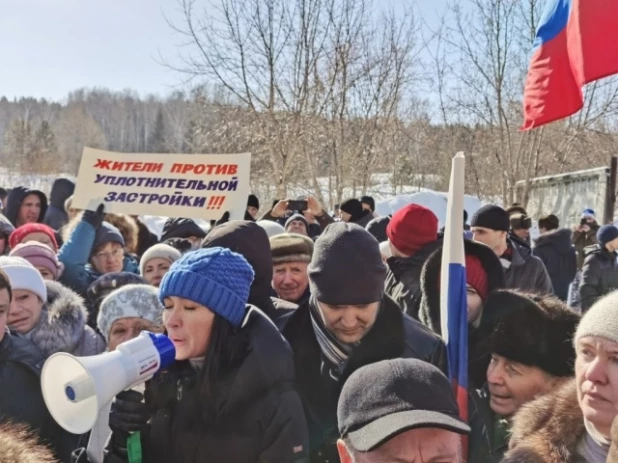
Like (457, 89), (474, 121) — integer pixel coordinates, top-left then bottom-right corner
(270, 233), (314, 265)
(0, 423), (56, 462)
(103, 213), (139, 255)
(97, 284), (163, 342)
(479, 290), (580, 377)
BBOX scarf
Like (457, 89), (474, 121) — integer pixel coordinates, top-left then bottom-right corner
(309, 297), (356, 381)
(577, 420), (609, 463)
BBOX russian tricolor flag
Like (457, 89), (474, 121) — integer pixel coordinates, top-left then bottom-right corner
(522, 0), (618, 130)
(440, 153), (468, 446)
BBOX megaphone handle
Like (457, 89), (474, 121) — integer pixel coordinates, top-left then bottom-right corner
(127, 431), (142, 463)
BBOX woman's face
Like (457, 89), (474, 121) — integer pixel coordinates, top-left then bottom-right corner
(162, 296), (215, 360)
(0, 236), (6, 254)
(35, 266), (55, 281)
(575, 336), (618, 437)
(143, 258), (171, 287)
(108, 317), (160, 351)
(90, 242), (124, 274)
(21, 232), (55, 251)
(8, 289), (44, 334)
(466, 286), (483, 324)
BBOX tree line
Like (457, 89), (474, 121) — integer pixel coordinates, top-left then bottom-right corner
(2, 0), (618, 207)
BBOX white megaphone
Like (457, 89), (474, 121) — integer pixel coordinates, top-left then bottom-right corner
(41, 331), (175, 435)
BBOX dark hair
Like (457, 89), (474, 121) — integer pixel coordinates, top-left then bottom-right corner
(506, 203), (527, 216)
(0, 188), (7, 199)
(271, 199), (280, 209)
(0, 269), (12, 301)
(538, 214), (559, 231)
(196, 313), (248, 422)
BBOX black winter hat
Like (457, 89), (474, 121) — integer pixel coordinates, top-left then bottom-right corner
(470, 205), (510, 232)
(87, 272), (149, 312)
(360, 195), (376, 212)
(247, 194), (260, 210)
(285, 214), (309, 233)
(480, 290), (580, 377)
(309, 222), (386, 305)
(365, 215), (391, 243)
(340, 198), (364, 221)
(160, 217), (206, 242)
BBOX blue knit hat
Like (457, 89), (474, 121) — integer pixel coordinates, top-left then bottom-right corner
(94, 222), (125, 250)
(158, 247), (254, 327)
(597, 225), (618, 247)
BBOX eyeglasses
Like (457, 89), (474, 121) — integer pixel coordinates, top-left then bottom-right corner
(94, 248), (123, 260)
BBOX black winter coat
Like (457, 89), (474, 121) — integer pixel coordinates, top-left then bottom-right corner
(580, 245), (618, 312)
(106, 307), (309, 463)
(202, 221), (297, 320)
(277, 296), (447, 463)
(384, 240), (442, 319)
(0, 332), (79, 462)
(133, 217), (158, 258)
(533, 229), (577, 302)
(44, 178), (75, 230)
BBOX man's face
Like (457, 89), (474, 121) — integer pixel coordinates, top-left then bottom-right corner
(361, 202), (372, 212)
(317, 301), (379, 344)
(18, 194), (42, 226)
(471, 227), (506, 254)
(487, 354), (557, 417)
(512, 228), (529, 240)
(247, 206), (259, 219)
(337, 427), (463, 463)
(287, 220), (308, 236)
(272, 262), (309, 303)
(341, 211), (352, 223)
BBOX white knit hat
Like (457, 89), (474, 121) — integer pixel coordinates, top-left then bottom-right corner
(575, 291), (618, 345)
(256, 220), (286, 238)
(0, 256), (47, 301)
(139, 243), (182, 276)
(97, 284), (163, 342)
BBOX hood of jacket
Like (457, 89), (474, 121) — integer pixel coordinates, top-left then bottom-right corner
(419, 240), (505, 335)
(534, 228), (574, 256)
(25, 280), (89, 359)
(48, 178), (75, 208)
(503, 379), (585, 463)
(5, 186), (49, 227)
(0, 330), (45, 374)
(387, 240), (442, 279)
(202, 221), (273, 312)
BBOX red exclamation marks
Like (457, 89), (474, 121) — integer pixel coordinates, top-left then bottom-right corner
(207, 196), (225, 209)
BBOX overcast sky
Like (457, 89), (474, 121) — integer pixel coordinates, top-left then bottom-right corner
(0, 0), (449, 101)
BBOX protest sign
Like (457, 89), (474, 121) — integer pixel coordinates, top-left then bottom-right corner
(71, 148), (251, 220)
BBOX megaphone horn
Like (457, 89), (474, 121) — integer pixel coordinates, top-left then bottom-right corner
(41, 331), (175, 435)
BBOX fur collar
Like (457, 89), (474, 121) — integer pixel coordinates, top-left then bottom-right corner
(26, 280), (89, 358)
(504, 380), (585, 463)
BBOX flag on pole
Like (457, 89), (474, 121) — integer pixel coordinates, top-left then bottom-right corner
(522, 0), (618, 130)
(440, 152), (469, 431)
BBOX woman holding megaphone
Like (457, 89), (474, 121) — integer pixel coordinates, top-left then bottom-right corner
(104, 247), (309, 463)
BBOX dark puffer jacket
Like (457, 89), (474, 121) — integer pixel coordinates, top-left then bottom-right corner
(384, 240), (442, 319)
(44, 178), (75, 230)
(202, 220), (298, 320)
(573, 222), (600, 269)
(107, 307), (309, 463)
(4, 186), (48, 227)
(533, 229), (577, 302)
(580, 245), (618, 312)
(0, 331), (79, 462)
(277, 296), (446, 463)
(418, 239), (505, 389)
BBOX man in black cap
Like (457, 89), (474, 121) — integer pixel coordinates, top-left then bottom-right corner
(471, 204), (552, 294)
(340, 198), (373, 228)
(359, 195), (378, 218)
(337, 358), (469, 463)
(247, 194), (260, 219)
(277, 222), (446, 463)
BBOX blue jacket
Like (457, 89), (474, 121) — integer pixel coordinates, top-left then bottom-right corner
(58, 220), (139, 298)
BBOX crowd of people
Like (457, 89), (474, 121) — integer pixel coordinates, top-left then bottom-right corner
(0, 179), (618, 462)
